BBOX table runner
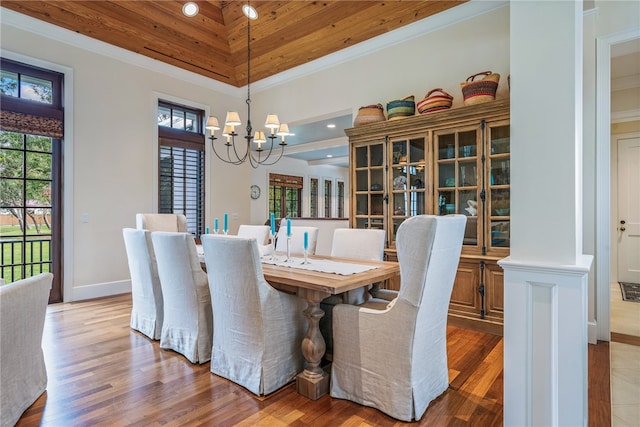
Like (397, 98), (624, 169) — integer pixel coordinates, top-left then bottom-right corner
(261, 256), (378, 275)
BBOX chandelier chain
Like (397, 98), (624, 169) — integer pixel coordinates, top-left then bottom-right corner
(207, 0), (289, 168)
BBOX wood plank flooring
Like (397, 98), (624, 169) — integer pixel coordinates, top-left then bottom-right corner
(15, 293), (610, 426)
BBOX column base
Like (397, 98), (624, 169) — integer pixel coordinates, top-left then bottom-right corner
(296, 370), (330, 400)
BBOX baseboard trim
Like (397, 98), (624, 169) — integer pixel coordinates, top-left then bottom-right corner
(71, 279), (131, 301)
(611, 332), (640, 347)
(588, 321), (598, 344)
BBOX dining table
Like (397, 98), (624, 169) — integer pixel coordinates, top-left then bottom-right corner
(260, 254), (400, 400)
(197, 245), (400, 400)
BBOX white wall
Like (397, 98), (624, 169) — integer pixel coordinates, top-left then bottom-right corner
(1, 12), (248, 300)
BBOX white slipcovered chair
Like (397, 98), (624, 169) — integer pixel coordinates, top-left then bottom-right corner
(122, 228), (164, 340)
(329, 228), (386, 304)
(151, 231), (213, 364)
(320, 228), (386, 353)
(237, 224), (270, 245)
(136, 213), (187, 232)
(201, 234), (307, 396)
(237, 224), (272, 256)
(330, 215), (466, 421)
(0, 272), (52, 427)
(274, 225), (319, 255)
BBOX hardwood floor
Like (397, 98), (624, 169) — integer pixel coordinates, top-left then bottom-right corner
(15, 293), (609, 426)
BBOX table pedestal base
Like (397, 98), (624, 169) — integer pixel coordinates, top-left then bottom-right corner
(296, 370), (330, 400)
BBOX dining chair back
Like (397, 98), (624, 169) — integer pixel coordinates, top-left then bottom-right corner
(136, 213), (187, 232)
(321, 228), (386, 352)
(237, 224), (270, 245)
(0, 272), (52, 427)
(151, 231), (212, 364)
(201, 234), (306, 396)
(330, 228), (386, 261)
(275, 225), (319, 255)
(330, 215), (466, 421)
(122, 228), (164, 340)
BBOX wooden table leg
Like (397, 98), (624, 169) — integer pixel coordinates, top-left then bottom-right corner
(296, 288), (330, 400)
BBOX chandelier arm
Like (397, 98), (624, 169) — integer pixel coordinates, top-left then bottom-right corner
(211, 138), (243, 165)
(211, 141), (239, 165)
(229, 135), (249, 164)
(252, 145), (286, 166)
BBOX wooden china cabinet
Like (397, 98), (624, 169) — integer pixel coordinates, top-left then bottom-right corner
(346, 99), (509, 334)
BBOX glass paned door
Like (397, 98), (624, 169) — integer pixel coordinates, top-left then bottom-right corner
(352, 141), (385, 230)
(389, 137), (427, 244)
(0, 131), (60, 300)
(487, 124), (510, 249)
(434, 128), (480, 248)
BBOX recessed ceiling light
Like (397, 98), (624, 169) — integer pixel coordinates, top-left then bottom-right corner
(327, 124), (336, 128)
(326, 154), (333, 158)
(182, 2), (199, 17)
(242, 5), (258, 20)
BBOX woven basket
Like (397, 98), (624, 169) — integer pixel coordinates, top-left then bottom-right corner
(460, 71), (500, 106)
(416, 89), (453, 114)
(354, 103), (386, 126)
(386, 95), (415, 120)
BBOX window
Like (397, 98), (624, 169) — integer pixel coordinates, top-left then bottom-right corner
(337, 180), (345, 218)
(0, 58), (63, 303)
(269, 173), (302, 219)
(309, 178), (318, 218)
(158, 101), (201, 133)
(1, 70), (53, 104)
(157, 101), (205, 237)
(324, 179), (332, 217)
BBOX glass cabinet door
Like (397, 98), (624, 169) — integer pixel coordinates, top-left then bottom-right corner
(434, 128), (480, 248)
(353, 142), (385, 230)
(487, 123), (510, 249)
(389, 136), (427, 245)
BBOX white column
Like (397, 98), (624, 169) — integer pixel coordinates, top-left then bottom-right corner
(500, 256), (592, 426)
(506, 1), (592, 426)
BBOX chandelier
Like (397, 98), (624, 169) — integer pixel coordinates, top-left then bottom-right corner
(205, 2), (289, 168)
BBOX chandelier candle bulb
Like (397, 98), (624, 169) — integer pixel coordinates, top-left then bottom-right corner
(222, 125), (233, 143)
(277, 123), (290, 144)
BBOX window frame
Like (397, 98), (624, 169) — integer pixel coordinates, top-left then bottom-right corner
(269, 173), (303, 219)
(157, 101), (206, 237)
(324, 178), (333, 218)
(0, 57), (64, 303)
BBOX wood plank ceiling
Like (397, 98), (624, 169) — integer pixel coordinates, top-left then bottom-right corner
(2, 0), (466, 87)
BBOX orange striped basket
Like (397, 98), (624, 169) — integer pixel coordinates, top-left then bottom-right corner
(416, 89), (454, 114)
(460, 71), (500, 106)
